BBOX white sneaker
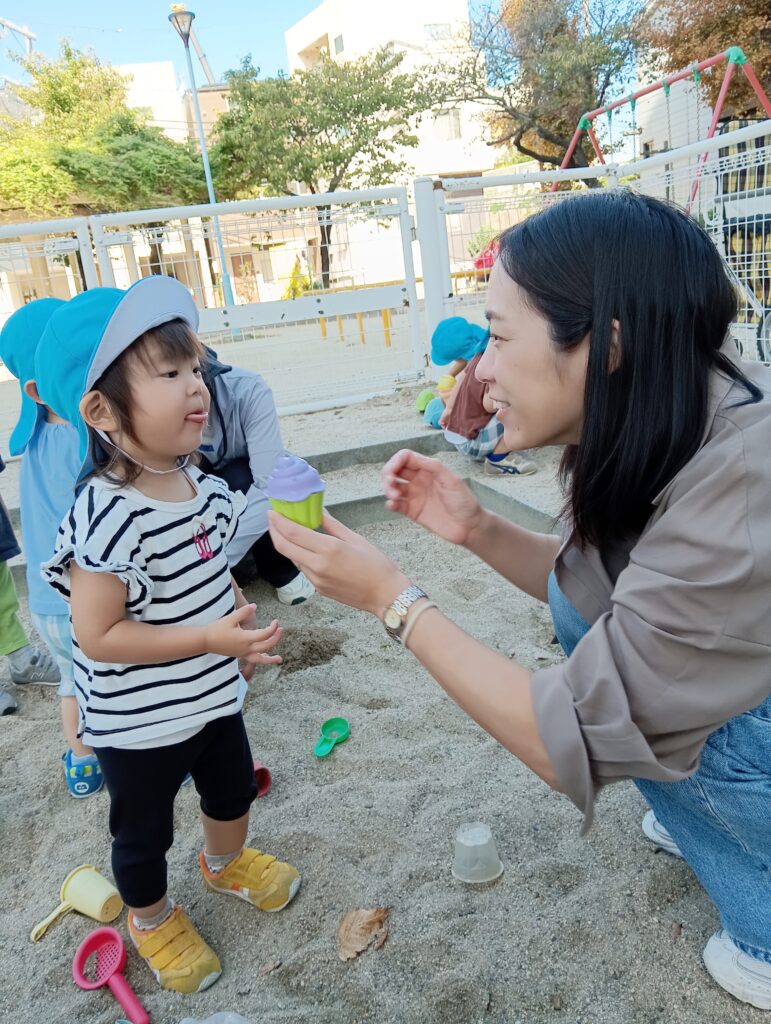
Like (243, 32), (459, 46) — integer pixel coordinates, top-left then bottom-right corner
(275, 571), (315, 606)
(484, 453), (537, 476)
(641, 810), (683, 858)
(703, 930), (771, 1009)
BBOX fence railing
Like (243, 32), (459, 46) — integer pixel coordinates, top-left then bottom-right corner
(1, 120), (769, 456)
(415, 118), (771, 362)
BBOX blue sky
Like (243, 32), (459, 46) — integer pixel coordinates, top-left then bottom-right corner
(2, 2), (320, 85)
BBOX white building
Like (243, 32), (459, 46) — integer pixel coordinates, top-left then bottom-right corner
(285, 0), (496, 178)
(117, 61), (189, 143)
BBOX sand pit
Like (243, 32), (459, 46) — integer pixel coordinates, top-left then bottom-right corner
(0, 515), (765, 1024)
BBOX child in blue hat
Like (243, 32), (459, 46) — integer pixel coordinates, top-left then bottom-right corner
(0, 303), (106, 786)
(431, 316), (537, 476)
(36, 277), (300, 994)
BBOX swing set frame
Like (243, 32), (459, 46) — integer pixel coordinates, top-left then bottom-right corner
(551, 46), (771, 208)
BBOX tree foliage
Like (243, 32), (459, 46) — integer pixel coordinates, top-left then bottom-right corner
(643, 0), (771, 116)
(213, 47), (437, 198)
(213, 47), (438, 285)
(0, 44), (206, 219)
(442, 0), (645, 168)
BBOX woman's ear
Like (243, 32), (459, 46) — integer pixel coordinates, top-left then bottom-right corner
(79, 390), (118, 432)
(23, 379), (45, 405)
(608, 319), (622, 373)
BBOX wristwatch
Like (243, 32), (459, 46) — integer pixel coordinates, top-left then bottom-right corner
(383, 585), (429, 643)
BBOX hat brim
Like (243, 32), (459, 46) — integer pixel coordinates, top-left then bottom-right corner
(8, 390), (41, 456)
(85, 276), (200, 392)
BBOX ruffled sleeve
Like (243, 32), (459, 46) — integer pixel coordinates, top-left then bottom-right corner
(41, 485), (154, 614)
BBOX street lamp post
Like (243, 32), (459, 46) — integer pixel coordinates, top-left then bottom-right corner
(169, 7), (234, 305)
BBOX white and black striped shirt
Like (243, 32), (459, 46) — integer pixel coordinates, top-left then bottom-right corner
(43, 468), (247, 748)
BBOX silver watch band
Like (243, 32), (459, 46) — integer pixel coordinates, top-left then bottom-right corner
(392, 585), (427, 616)
(383, 585), (429, 641)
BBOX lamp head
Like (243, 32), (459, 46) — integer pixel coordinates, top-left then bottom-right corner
(168, 6), (195, 46)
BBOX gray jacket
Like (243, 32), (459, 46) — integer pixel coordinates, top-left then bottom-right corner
(532, 349), (771, 830)
(199, 361), (283, 567)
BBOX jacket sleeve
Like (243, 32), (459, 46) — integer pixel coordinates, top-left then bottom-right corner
(532, 428), (771, 832)
(225, 378), (284, 566)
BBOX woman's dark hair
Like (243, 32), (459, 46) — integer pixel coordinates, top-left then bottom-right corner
(88, 318), (204, 485)
(497, 189), (762, 549)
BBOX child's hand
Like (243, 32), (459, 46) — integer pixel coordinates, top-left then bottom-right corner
(205, 605), (283, 664)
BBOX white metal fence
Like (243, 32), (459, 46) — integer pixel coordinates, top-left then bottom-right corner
(1, 120), (769, 457)
(417, 118), (771, 362)
(0, 188), (424, 455)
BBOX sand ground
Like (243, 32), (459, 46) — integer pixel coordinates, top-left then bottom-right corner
(0, 397), (766, 1024)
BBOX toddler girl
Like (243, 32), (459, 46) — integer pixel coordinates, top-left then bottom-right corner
(37, 278), (300, 994)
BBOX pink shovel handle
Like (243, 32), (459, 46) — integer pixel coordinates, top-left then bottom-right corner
(108, 972), (149, 1024)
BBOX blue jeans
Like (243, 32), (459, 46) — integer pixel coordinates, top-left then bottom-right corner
(547, 571), (771, 963)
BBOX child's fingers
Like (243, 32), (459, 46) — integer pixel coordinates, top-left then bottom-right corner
(247, 629), (283, 653)
(247, 652), (283, 665)
(230, 603), (258, 625)
(247, 619), (280, 641)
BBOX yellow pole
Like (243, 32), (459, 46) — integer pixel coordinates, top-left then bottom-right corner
(357, 312), (365, 345)
(381, 308), (392, 348)
(337, 315), (344, 342)
(319, 316), (327, 339)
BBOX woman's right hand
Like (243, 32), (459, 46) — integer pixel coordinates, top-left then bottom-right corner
(205, 606), (283, 664)
(382, 449), (485, 547)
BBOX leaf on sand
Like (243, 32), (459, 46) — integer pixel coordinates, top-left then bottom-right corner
(670, 922), (683, 941)
(337, 907), (390, 961)
(258, 959), (282, 976)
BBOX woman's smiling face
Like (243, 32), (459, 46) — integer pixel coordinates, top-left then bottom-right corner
(475, 260), (590, 452)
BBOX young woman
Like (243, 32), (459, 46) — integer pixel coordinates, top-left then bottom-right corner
(269, 191), (771, 1010)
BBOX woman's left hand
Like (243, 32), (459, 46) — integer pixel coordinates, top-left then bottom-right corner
(268, 510), (410, 617)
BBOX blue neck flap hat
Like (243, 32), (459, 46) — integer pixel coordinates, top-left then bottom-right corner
(34, 276), (199, 468)
(0, 298), (66, 455)
(431, 316), (489, 365)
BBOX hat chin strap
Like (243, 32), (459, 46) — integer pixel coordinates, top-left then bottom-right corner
(95, 429), (190, 475)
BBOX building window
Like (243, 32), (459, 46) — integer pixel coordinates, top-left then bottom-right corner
(435, 109), (462, 142)
(425, 23), (452, 42)
(334, 34), (344, 55)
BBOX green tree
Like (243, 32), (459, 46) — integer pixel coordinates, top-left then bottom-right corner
(0, 44), (206, 219)
(212, 48), (438, 287)
(443, 0), (645, 171)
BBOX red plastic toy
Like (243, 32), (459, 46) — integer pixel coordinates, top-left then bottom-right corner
(72, 926), (149, 1024)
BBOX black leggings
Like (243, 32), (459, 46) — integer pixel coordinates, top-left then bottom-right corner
(203, 456), (299, 588)
(97, 713), (256, 907)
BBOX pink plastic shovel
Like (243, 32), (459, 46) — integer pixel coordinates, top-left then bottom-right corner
(72, 926), (149, 1024)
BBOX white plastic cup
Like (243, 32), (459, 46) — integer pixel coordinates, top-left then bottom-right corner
(451, 822), (504, 884)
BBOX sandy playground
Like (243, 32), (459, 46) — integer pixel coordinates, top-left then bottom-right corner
(0, 393), (766, 1024)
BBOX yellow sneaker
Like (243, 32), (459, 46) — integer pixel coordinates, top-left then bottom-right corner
(128, 905), (221, 993)
(199, 847), (301, 912)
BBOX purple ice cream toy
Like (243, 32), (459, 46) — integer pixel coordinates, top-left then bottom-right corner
(266, 453), (325, 528)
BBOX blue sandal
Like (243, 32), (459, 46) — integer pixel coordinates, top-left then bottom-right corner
(62, 749), (104, 798)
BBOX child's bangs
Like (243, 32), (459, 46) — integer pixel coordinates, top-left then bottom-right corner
(130, 318), (203, 373)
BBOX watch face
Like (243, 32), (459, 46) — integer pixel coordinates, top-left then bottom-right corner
(384, 607), (402, 631)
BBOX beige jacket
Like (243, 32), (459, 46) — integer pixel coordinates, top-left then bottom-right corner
(531, 352), (771, 830)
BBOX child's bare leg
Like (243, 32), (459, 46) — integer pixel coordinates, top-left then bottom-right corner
(491, 437), (510, 456)
(201, 810), (249, 857)
(60, 696), (93, 757)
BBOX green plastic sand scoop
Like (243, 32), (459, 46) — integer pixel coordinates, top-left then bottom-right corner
(313, 717), (350, 758)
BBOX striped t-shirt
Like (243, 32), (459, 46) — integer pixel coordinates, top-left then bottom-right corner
(43, 467), (247, 749)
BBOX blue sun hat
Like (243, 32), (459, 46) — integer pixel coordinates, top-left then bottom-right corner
(0, 298), (66, 455)
(431, 316), (489, 365)
(35, 277), (199, 466)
